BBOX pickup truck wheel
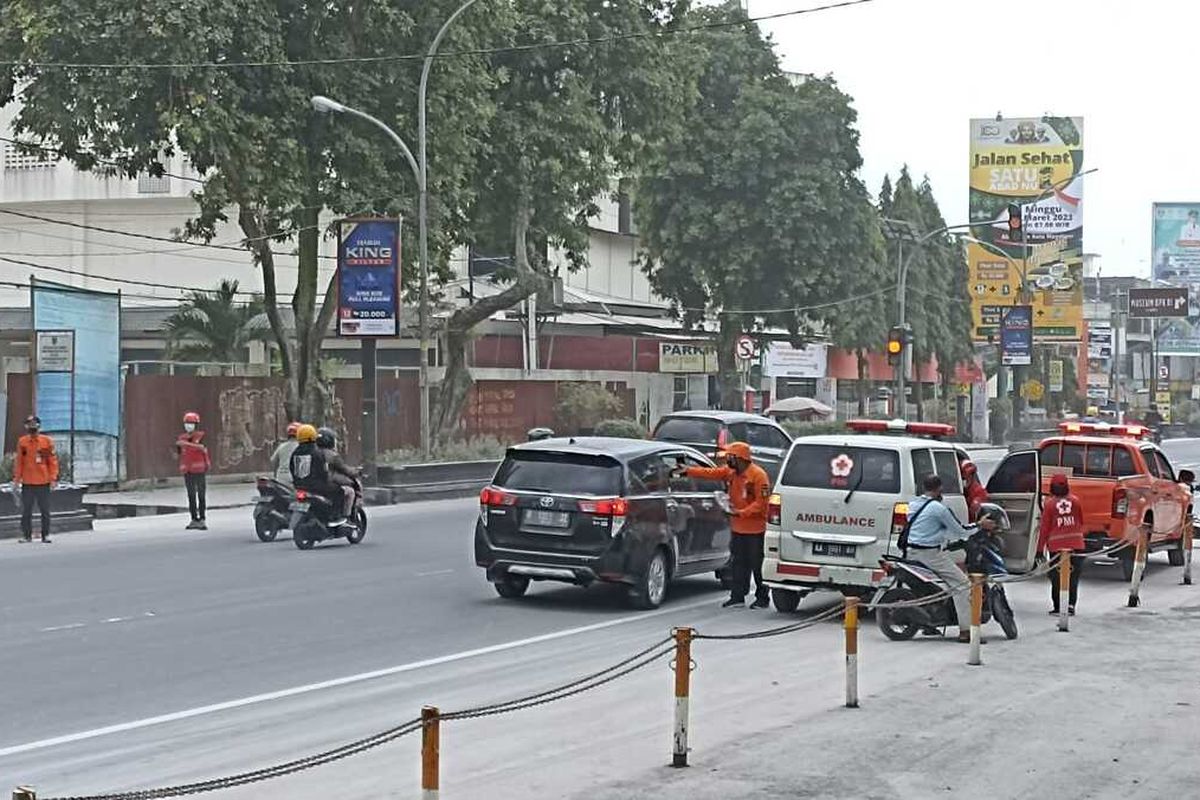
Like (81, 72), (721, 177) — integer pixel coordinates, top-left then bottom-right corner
(1168, 537), (1187, 567)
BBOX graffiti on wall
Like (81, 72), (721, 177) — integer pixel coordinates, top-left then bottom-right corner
(217, 385), (287, 470)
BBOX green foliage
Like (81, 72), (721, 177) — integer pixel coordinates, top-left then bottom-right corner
(555, 384), (625, 434)
(592, 418), (646, 439)
(634, 4), (885, 405)
(164, 279), (269, 363)
(381, 436), (508, 466)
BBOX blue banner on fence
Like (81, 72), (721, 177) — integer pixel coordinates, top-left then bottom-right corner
(337, 219), (401, 337)
(1000, 305), (1033, 366)
(32, 280), (121, 483)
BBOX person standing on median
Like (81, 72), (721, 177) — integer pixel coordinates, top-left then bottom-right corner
(675, 441), (772, 609)
(905, 473), (974, 643)
(1038, 473), (1086, 616)
(14, 414), (59, 543)
(176, 411), (211, 530)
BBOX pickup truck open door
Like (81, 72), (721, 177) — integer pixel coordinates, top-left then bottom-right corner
(985, 449), (1042, 573)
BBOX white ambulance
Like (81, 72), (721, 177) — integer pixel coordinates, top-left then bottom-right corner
(763, 420), (994, 611)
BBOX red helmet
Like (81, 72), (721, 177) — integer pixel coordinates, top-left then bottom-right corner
(959, 460), (977, 479)
(286, 421), (301, 438)
(1050, 473), (1070, 494)
(183, 411), (201, 424)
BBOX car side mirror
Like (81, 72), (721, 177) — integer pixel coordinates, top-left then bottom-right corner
(1179, 469), (1195, 486)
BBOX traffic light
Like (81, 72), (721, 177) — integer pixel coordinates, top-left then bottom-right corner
(886, 326), (905, 366)
(1007, 202), (1022, 233)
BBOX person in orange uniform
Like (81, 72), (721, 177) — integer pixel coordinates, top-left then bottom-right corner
(176, 411), (212, 530)
(14, 414), (59, 543)
(1038, 473), (1086, 615)
(677, 441), (772, 609)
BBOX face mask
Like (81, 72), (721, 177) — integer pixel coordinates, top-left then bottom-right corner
(184, 423), (196, 433)
(26, 425), (39, 434)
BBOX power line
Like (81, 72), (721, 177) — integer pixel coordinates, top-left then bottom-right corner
(676, 284), (896, 316)
(0, 253), (268, 296)
(0, 0), (876, 71)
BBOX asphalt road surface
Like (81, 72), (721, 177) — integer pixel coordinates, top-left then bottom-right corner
(1, 447), (1197, 799)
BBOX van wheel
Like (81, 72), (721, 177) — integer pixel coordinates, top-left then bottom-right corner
(771, 588), (803, 614)
(875, 588), (920, 641)
(630, 549), (669, 610)
(494, 575), (530, 599)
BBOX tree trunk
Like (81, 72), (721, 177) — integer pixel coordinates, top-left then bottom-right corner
(432, 200), (547, 444)
(856, 348), (869, 416)
(716, 319), (743, 411)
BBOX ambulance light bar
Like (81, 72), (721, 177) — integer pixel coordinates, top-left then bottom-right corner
(845, 419), (956, 438)
(1058, 422), (1150, 439)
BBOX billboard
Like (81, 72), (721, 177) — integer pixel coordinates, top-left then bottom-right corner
(1128, 287), (1188, 318)
(999, 305), (1032, 365)
(337, 218), (401, 337)
(1151, 203), (1200, 354)
(968, 116), (1085, 341)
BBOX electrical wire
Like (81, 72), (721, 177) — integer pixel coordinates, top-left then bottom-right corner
(674, 284), (896, 316)
(0, 0), (876, 72)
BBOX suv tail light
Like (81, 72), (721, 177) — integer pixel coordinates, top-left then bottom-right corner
(480, 487), (518, 507)
(296, 490), (308, 501)
(717, 427), (730, 449)
(768, 493), (781, 526)
(578, 497), (628, 517)
(891, 502), (909, 536)
(1112, 487), (1128, 518)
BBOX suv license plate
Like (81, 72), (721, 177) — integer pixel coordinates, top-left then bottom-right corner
(812, 542), (856, 558)
(525, 509), (570, 528)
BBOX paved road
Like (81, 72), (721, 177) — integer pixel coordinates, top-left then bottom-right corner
(0, 489), (1195, 798)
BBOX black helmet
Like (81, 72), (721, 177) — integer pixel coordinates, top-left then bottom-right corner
(976, 502), (1010, 532)
(316, 427), (337, 449)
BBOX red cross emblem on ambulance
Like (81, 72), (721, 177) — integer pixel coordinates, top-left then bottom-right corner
(830, 454), (854, 478)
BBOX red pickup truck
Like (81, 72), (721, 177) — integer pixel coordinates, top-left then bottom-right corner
(985, 423), (1193, 580)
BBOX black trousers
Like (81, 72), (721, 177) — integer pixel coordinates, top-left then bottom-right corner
(730, 533), (768, 602)
(1048, 554), (1085, 610)
(185, 473), (208, 521)
(20, 483), (52, 539)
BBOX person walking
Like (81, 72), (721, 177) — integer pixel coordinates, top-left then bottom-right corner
(176, 411), (211, 530)
(13, 414), (59, 543)
(905, 474), (974, 642)
(676, 441), (772, 609)
(1038, 473), (1086, 615)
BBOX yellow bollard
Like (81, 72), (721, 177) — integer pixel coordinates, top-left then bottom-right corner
(671, 627), (693, 768)
(844, 596), (859, 708)
(968, 573), (984, 666)
(13, 788), (37, 800)
(421, 705), (440, 799)
(1058, 550), (1071, 632)
(1127, 526), (1149, 608)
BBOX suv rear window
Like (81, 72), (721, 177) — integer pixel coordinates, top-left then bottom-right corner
(493, 451), (623, 496)
(653, 417), (722, 445)
(780, 445), (900, 493)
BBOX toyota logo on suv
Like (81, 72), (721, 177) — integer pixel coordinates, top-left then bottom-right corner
(539, 496), (556, 508)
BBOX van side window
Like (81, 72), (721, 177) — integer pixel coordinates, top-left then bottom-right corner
(933, 450), (963, 494)
(1113, 447), (1137, 477)
(911, 449), (935, 489)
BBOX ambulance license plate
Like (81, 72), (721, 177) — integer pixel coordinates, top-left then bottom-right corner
(812, 542), (856, 558)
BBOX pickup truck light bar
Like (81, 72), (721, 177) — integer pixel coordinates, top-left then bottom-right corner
(1058, 422), (1150, 439)
(845, 419), (956, 438)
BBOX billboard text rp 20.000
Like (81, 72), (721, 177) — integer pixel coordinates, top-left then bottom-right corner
(337, 219), (401, 337)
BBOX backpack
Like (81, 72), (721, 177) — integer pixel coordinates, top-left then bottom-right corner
(897, 497), (935, 553)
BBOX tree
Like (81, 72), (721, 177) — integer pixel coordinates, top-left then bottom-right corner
(0, 0), (500, 419)
(635, 4), (884, 408)
(430, 0), (692, 441)
(163, 279), (268, 363)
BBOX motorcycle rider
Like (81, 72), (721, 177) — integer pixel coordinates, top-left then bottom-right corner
(316, 427), (358, 526)
(960, 460), (990, 519)
(905, 473), (976, 643)
(270, 421), (301, 488)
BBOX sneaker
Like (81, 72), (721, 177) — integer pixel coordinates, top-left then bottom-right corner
(750, 597), (770, 610)
(1049, 609), (1060, 616)
(328, 517), (348, 528)
(40, 537), (51, 544)
(18, 537), (30, 543)
(185, 520), (199, 530)
(195, 521), (207, 531)
(722, 598), (744, 609)
(1068, 606), (1076, 616)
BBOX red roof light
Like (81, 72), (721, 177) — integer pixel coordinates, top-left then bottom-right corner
(845, 419), (955, 438)
(1057, 422), (1150, 439)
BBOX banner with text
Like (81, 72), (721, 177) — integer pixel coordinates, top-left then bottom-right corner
(337, 218), (401, 337)
(1151, 203), (1200, 355)
(968, 116), (1085, 342)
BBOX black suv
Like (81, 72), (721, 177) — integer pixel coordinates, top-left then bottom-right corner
(475, 438), (732, 609)
(652, 411), (792, 483)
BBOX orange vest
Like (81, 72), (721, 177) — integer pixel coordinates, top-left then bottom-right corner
(686, 463), (771, 535)
(14, 433), (59, 485)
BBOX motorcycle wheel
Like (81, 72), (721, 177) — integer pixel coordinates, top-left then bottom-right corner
(345, 509), (368, 544)
(875, 587), (921, 641)
(293, 521), (318, 550)
(990, 587), (1019, 640)
(255, 516), (280, 543)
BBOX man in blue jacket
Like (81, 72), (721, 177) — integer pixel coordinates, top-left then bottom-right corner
(906, 473), (973, 642)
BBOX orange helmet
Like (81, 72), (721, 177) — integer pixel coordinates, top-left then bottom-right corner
(286, 421), (301, 438)
(183, 411), (201, 424)
(721, 441), (752, 462)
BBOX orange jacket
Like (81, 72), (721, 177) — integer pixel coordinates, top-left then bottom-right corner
(14, 433), (59, 486)
(685, 463), (771, 535)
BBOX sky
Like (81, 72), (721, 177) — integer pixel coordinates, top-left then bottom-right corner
(753, 0), (1194, 278)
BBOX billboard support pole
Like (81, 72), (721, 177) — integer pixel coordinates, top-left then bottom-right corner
(362, 339), (377, 486)
(1150, 317), (1158, 401)
(69, 334), (76, 484)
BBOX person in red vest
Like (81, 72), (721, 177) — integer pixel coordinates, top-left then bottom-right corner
(176, 411), (211, 530)
(1037, 473), (1086, 615)
(960, 460), (989, 519)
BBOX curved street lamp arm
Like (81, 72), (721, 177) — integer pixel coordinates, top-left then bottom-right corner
(338, 106), (421, 187)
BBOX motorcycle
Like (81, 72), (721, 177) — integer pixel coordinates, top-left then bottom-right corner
(290, 481), (368, 550)
(873, 526), (1018, 641)
(253, 476), (293, 542)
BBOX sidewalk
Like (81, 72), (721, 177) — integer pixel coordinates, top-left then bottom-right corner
(84, 482), (257, 518)
(584, 602), (1200, 800)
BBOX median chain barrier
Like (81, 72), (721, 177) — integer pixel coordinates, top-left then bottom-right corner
(1183, 523), (1194, 586)
(1128, 526), (1150, 607)
(421, 706), (439, 799)
(1058, 550), (1072, 632)
(843, 597), (860, 709)
(670, 627), (694, 767)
